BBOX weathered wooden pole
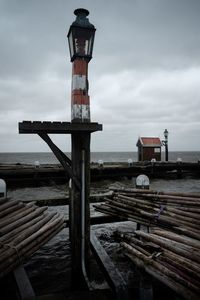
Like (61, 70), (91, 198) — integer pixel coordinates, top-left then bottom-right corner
(70, 133), (91, 288)
(67, 8), (96, 288)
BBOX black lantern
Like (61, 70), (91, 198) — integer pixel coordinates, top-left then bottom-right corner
(67, 8), (96, 62)
(164, 129), (169, 140)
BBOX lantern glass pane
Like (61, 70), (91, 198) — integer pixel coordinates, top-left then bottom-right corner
(68, 25), (95, 60)
(88, 36), (94, 56)
(68, 31), (74, 58)
(75, 37), (89, 56)
(164, 130), (168, 139)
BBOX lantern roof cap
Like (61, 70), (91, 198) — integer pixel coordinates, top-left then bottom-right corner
(74, 8), (89, 17)
(72, 8), (95, 29)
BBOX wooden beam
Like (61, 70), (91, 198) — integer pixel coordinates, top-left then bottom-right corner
(19, 121), (102, 134)
(13, 265), (35, 300)
(90, 231), (129, 300)
(37, 133), (80, 189)
(38, 133), (71, 166)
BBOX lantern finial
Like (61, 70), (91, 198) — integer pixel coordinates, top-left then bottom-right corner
(72, 8), (94, 29)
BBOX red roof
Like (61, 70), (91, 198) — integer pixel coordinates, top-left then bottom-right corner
(137, 137), (162, 147)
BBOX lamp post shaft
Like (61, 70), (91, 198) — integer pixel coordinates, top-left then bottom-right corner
(163, 129), (169, 162)
(165, 142), (168, 161)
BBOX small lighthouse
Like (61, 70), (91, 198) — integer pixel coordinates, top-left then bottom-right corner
(67, 8), (96, 122)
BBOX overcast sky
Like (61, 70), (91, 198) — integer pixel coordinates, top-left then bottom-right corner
(0, 0), (200, 152)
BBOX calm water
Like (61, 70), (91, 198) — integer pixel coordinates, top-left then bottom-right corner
(0, 151), (200, 164)
(3, 151), (200, 197)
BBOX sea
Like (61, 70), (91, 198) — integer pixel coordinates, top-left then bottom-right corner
(0, 151), (200, 165)
(1, 151), (200, 197)
(1, 151), (200, 298)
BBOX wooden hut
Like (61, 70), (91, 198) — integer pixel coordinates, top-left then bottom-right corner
(136, 137), (162, 161)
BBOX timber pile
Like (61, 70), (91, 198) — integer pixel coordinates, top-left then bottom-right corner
(94, 188), (200, 300)
(93, 188), (200, 239)
(0, 197), (64, 278)
(116, 229), (200, 300)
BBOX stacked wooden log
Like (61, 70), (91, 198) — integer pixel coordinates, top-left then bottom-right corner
(117, 229), (200, 300)
(0, 197), (64, 278)
(94, 188), (200, 300)
(94, 188), (200, 239)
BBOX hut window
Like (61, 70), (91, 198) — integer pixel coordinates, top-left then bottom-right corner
(154, 148), (161, 153)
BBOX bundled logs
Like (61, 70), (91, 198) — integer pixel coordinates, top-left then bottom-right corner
(0, 197), (64, 278)
(116, 230), (200, 300)
(94, 188), (200, 240)
(94, 188), (200, 300)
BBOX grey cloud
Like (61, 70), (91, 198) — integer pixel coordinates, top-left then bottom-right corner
(0, 0), (200, 151)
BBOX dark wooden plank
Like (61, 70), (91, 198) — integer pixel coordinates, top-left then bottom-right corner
(13, 265), (35, 300)
(35, 294), (65, 300)
(36, 290), (112, 299)
(37, 133), (81, 189)
(19, 121), (102, 134)
(90, 231), (129, 300)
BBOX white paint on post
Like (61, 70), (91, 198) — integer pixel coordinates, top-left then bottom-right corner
(72, 104), (90, 121)
(72, 75), (87, 90)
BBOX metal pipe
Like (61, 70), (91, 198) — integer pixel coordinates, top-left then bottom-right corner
(81, 149), (91, 289)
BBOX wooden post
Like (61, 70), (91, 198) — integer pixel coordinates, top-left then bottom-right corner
(68, 9), (96, 289)
(70, 132), (91, 289)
